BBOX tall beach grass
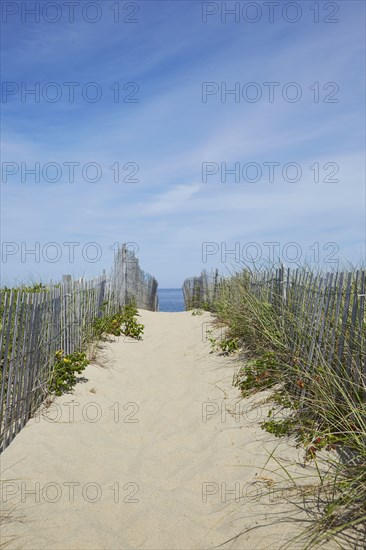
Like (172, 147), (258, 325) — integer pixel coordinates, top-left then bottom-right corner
(184, 265), (366, 547)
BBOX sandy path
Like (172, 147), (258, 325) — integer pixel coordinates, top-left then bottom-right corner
(1, 311), (324, 549)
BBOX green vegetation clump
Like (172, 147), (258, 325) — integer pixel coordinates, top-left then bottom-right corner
(2, 282), (47, 293)
(191, 309), (204, 316)
(93, 301), (144, 340)
(234, 352), (281, 394)
(209, 335), (239, 354)
(48, 350), (89, 396)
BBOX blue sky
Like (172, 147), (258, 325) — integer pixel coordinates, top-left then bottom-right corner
(1, 0), (365, 287)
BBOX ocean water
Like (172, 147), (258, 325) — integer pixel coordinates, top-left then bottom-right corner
(158, 288), (185, 312)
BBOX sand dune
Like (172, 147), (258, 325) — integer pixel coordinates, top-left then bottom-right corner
(1, 311), (333, 549)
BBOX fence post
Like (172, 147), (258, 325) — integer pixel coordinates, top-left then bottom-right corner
(62, 275), (72, 355)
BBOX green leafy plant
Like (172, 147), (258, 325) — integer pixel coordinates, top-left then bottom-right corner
(48, 350), (89, 396)
(261, 416), (299, 438)
(121, 302), (144, 339)
(234, 352), (281, 395)
(209, 335), (239, 354)
(92, 302), (144, 340)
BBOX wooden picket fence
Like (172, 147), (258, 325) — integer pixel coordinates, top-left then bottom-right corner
(182, 269), (221, 310)
(183, 267), (366, 399)
(0, 246), (158, 452)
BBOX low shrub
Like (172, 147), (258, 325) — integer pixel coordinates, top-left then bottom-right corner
(93, 302), (144, 340)
(48, 350), (89, 396)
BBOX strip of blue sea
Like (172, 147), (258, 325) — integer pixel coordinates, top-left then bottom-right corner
(157, 288), (185, 312)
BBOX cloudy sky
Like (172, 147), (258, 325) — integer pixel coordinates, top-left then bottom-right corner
(1, 0), (365, 287)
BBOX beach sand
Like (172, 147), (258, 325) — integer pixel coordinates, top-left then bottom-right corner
(0, 310), (333, 549)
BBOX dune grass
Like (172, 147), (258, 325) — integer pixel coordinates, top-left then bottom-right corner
(197, 266), (366, 547)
